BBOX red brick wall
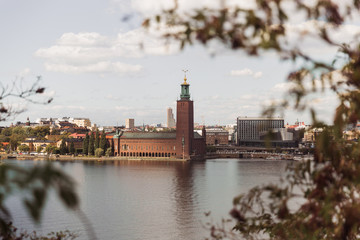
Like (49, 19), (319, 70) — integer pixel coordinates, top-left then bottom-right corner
(113, 138), (177, 157)
(193, 138), (206, 156)
(206, 134), (228, 145)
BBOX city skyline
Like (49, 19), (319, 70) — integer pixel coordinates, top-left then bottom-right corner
(1, 0), (354, 127)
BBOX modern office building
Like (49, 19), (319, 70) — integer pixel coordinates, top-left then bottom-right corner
(237, 117), (295, 147)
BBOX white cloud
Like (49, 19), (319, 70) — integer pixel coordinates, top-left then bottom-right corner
(231, 68), (252, 76)
(230, 68), (263, 79)
(44, 61), (142, 74)
(50, 105), (85, 110)
(18, 68), (31, 78)
(253, 71), (262, 79)
(36, 27), (181, 75)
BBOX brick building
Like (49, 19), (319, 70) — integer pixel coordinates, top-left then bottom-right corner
(112, 77), (206, 160)
(205, 128), (229, 145)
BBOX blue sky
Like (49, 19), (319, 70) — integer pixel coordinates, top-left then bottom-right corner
(0, 0), (357, 127)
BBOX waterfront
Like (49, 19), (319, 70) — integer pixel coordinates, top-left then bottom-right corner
(6, 158), (290, 240)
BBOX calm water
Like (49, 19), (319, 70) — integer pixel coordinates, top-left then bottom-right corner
(5, 159), (290, 240)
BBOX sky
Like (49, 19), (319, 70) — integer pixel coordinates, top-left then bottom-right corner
(0, 0), (358, 127)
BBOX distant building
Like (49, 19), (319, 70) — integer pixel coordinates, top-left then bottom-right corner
(20, 140), (55, 152)
(126, 119), (135, 129)
(73, 118), (91, 128)
(56, 138), (83, 153)
(237, 117), (295, 147)
(205, 128), (229, 145)
(167, 107), (176, 128)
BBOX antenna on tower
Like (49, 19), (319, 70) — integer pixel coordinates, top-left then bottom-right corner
(182, 69), (189, 84)
(182, 69), (188, 78)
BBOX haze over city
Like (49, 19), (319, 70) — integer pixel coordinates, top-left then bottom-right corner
(1, 0), (356, 127)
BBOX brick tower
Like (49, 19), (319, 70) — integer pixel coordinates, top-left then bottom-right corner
(176, 75), (194, 159)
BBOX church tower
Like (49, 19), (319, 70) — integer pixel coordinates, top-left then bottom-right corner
(176, 74), (194, 159)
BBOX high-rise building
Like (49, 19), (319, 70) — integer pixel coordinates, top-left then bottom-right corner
(126, 118), (135, 129)
(167, 107), (176, 128)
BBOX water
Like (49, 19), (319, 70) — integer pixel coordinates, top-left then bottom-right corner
(5, 159), (289, 239)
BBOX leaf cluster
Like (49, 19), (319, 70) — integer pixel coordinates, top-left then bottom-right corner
(0, 162), (78, 236)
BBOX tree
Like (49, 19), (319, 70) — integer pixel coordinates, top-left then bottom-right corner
(95, 148), (103, 158)
(29, 126), (50, 139)
(59, 139), (68, 155)
(88, 132), (95, 156)
(18, 144), (30, 153)
(100, 130), (107, 154)
(69, 141), (75, 154)
(146, 1), (360, 239)
(83, 134), (89, 155)
(36, 146), (43, 153)
(110, 139), (114, 156)
(95, 129), (100, 149)
(45, 144), (56, 154)
(1, 128), (12, 137)
(105, 147), (112, 157)
(9, 133), (25, 151)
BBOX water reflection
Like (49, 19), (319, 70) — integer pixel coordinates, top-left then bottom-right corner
(5, 159), (290, 240)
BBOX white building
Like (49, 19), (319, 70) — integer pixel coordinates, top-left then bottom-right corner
(126, 118), (135, 129)
(72, 118), (91, 128)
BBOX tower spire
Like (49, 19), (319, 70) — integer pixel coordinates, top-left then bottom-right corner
(182, 69), (189, 85)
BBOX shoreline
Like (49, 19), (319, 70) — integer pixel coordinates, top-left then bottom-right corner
(0, 153), (302, 162)
(2, 154), (192, 162)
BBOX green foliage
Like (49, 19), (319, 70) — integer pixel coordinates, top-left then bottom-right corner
(69, 142), (75, 154)
(95, 129), (100, 149)
(110, 139), (114, 156)
(83, 134), (89, 155)
(95, 148), (103, 158)
(45, 144), (56, 154)
(105, 147), (112, 157)
(88, 133), (94, 156)
(59, 140), (67, 155)
(100, 130), (107, 155)
(206, 145), (216, 153)
(36, 146), (43, 153)
(12, 126), (25, 135)
(148, 1), (360, 239)
(18, 144), (30, 153)
(28, 126), (50, 139)
(9, 134), (25, 151)
(1, 128), (12, 137)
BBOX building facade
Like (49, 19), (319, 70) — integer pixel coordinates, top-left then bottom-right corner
(112, 77), (206, 160)
(73, 118), (91, 128)
(205, 128), (229, 145)
(237, 117), (289, 146)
